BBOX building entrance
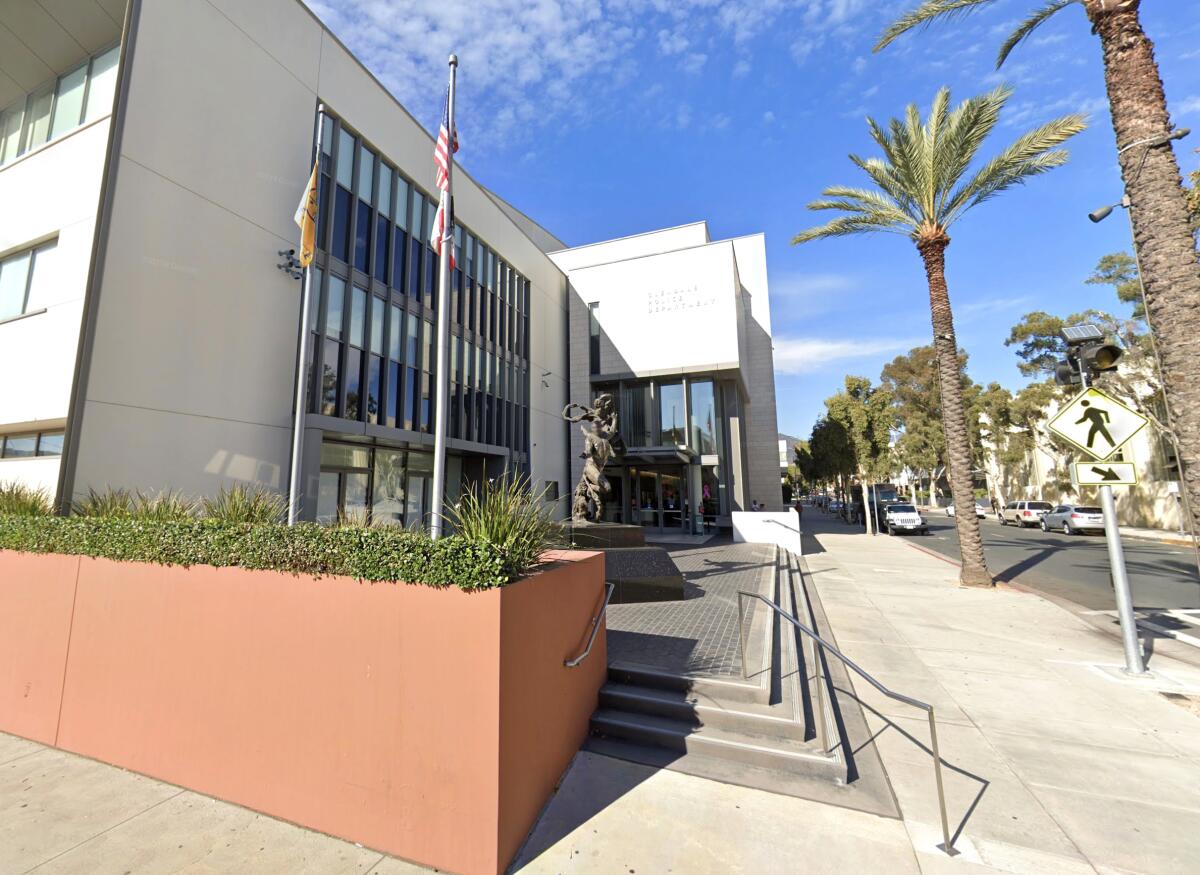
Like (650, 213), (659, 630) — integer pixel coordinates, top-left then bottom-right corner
(624, 465), (690, 533)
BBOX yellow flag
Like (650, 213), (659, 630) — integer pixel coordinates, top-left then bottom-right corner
(293, 161), (319, 267)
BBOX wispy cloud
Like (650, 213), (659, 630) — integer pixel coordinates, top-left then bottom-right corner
(1176, 95), (1200, 116)
(956, 295), (1036, 321)
(773, 335), (924, 375)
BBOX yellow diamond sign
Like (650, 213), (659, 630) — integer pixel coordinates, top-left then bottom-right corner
(1046, 388), (1149, 462)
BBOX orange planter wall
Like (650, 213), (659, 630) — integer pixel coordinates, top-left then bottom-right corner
(0, 548), (605, 875)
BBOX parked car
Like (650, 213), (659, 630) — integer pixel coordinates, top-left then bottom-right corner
(946, 502), (987, 518)
(1000, 500), (1054, 527)
(884, 503), (928, 535)
(1041, 504), (1105, 535)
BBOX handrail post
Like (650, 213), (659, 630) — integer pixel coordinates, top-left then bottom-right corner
(811, 631), (827, 753)
(737, 591), (751, 680)
(927, 706), (956, 855)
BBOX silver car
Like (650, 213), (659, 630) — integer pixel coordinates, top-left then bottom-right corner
(1000, 500), (1054, 527)
(1041, 504), (1105, 535)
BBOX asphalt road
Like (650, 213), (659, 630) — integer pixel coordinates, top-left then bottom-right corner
(897, 514), (1200, 612)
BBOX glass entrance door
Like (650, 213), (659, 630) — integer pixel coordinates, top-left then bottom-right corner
(624, 465), (688, 532)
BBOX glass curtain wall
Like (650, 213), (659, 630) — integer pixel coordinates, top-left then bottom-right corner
(306, 109), (531, 469)
(306, 109), (534, 524)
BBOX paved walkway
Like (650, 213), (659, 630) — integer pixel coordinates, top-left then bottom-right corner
(605, 539), (773, 678)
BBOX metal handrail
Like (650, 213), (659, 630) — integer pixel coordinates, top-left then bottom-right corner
(565, 583), (614, 668)
(737, 589), (956, 856)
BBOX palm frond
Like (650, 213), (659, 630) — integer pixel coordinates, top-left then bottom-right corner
(944, 112), (1087, 224)
(793, 213), (911, 244)
(934, 86), (1011, 214)
(874, 0), (1000, 53)
(849, 154), (919, 216)
(997, 0), (1080, 68)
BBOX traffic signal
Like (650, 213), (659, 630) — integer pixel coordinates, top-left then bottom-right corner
(1055, 324), (1123, 385)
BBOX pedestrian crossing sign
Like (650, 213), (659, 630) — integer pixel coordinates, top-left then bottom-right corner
(1046, 388), (1149, 462)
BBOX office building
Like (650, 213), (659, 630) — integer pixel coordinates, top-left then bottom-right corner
(0, 0), (782, 527)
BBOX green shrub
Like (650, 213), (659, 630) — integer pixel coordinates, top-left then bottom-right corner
(201, 484), (286, 525)
(0, 515), (519, 590)
(0, 482), (52, 516)
(448, 474), (561, 579)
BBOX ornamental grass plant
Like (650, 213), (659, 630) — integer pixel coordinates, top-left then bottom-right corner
(201, 484), (287, 525)
(0, 482), (52, 516)
(448, 474), (562, 580)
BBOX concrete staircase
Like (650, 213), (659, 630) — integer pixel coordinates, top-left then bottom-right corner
(585, 549), (849, 798)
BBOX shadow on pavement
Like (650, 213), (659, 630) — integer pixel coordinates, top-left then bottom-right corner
(842, 687), (989, 851)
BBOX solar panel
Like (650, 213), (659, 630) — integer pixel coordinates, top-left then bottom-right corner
(1061, 324), (1104, 343)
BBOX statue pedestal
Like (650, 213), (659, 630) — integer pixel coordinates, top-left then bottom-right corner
(565, 522), (647, 549)
(563, 522), (684, 604)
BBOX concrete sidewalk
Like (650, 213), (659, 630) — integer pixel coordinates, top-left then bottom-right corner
(799, 512), (1200, 874)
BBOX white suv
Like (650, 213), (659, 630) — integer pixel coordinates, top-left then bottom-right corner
(884, 503), (928, 535)
(1001, 500), (1054, 528)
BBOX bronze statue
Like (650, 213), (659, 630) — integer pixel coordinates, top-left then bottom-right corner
(563, 393), (625, 522)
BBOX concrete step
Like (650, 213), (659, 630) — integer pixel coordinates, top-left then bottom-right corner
(589, 707), (828, 772)
(582, 736), (850, 801)
(597, 682), (807, 740)
(605, 662), (770, 706)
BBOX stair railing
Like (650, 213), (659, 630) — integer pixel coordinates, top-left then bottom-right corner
(737, 589), (956, 856)
(565, 583), (615, 668)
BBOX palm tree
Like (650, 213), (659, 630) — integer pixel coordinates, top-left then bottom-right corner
(877, 0), (1200, 539)
(794, 87), (1085, 587)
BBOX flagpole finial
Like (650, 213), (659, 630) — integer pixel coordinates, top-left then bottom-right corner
(449, 54), (458, 67)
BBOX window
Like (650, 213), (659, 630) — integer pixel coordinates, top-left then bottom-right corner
(1, 434), (36, 458)
(689, 379), (720, 455)
(659, 382), (686, 446)
(49, 64), (88, 140)
(588, 302), (600, 375)
(0, 45), (122, 168)
(83, 46), (120, 123)
(0, 430), (62, 459)
(0, 240), (57, 322)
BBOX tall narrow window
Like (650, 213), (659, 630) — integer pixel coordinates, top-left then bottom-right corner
(588, 302), (600, 375)
(83, 46), (120, 123)
(49, 64), (87, 139)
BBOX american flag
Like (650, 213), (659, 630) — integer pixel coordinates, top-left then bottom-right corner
(430, 84), (458, 268)
(433, 85), (458, 192)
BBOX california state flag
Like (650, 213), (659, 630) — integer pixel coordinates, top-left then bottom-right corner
(293, 162), (319, 267)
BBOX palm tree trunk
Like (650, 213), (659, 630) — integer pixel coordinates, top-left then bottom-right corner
(1088, 1), (1200, 534)
(917, 234), (993, 587)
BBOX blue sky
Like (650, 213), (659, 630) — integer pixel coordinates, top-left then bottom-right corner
(310, 0), (1200, 439)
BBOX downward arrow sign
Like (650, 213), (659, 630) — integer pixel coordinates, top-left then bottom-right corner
(1091, 466), (1120, 482)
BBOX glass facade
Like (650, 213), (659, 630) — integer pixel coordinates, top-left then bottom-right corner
(0, 45), (120, 167)
(307, 110), (531, 524)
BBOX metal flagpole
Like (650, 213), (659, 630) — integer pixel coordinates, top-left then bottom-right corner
(287, 104), (325, 526)
(1079, 368), (1145, 675)
(430, 56), (457, 540)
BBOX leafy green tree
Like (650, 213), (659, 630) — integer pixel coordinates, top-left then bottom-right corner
(809, 416), (855, 510)
(880, 345), (983, 498)
(1086, 253), (1142, 320)
(793, 86), (1083, 585)
(823, 376), (896, 532)
(876, 0), (1200, 541)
